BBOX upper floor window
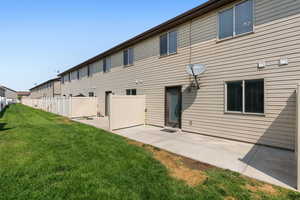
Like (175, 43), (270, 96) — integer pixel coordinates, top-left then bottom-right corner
(160, 31), (177, 56)
(123, 48), (134, 66)
(103, 57), (111, 73)
(87, 65), (91, 77)
(226, 79), (264, 114)
(218, 0), (253, 40)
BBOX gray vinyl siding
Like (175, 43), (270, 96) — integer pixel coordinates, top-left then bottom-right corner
(61, 0), (300, 150)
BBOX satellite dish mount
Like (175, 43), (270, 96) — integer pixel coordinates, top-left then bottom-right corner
(186, 64), (206, 90)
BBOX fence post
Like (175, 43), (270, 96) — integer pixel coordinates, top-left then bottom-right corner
(297, 83), (300, 190)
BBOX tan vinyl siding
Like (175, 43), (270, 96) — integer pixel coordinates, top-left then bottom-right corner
(31, 80), (61, 98)
(191, 13), (217, 45)
(61, 0), (300, 150)
(111, 52), (123, 68)
(255, 0), (300, 26)
(134, 37), (159, 61)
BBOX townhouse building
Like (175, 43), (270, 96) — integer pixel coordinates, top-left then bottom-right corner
(0, 86), (17, 100)
(0, 87), (5, 97)
(30, 78), (61, 99)
(58, 0), (300, 150)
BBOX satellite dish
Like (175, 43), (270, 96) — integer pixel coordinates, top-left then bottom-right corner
(186, 64), (206, 76)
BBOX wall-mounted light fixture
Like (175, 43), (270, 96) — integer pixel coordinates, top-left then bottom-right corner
(257, 61), (266, 69)
(279, 58), (288, 66)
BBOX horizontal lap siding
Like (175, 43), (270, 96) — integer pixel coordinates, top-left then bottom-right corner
(61, 0), (300, 150)
(182, 8), (300, 149)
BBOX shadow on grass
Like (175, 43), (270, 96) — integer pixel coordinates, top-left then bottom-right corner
(0, 106), (12, 131)
(0, 105), (9, 118)
(0, 123), (11, 131)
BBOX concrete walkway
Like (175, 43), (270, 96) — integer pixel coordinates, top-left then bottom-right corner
(75, 118), (296, 190)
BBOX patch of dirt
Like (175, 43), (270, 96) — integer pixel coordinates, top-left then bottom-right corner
(224, 197), (236, 200)
(57, 117), (72, 124)
(182, 157), (214, 171)
(127, 139), (210, 186)
(246, 184), (278, 195)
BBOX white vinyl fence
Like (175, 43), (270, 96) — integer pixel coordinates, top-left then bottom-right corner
(109, 95), (146, 130)
(0, 97), (7, 112)
(22, 97), (98, 118)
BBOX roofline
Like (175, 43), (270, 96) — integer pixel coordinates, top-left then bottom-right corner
(30, 77), (61, 91)
(58, 0), (235, 76)
(0, 86), (17, 93)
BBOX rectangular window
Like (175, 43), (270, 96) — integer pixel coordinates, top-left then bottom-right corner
(169, 31), (177, 54)
(226, 79), (264, 114)
(103, 57), (111, 73)
(245, 79), (264, 113)
(219, 0), (253, 39)
(126, 89), (137, 95)
(123, 49), (128, 66)
(227, 81), (243, 112)
(89, 92), (94, 97)
(123, 48), (134, 66)
(87, 65), (90, 77)
(160, 31), (177, 56)
(219, 8), (234, 39)
(77, 70), (80, 80)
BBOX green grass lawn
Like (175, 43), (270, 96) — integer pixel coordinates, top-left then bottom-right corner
(0, 104), (299, 200)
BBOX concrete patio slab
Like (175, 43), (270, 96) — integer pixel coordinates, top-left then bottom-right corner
(74, 119), (296, 190)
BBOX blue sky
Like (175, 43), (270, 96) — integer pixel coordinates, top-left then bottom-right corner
(0, 0), (207, 91)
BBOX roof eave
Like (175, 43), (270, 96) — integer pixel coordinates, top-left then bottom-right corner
(58, 0), (235, 76)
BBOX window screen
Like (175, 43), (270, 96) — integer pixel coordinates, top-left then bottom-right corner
(123, 49), (129, 66)
(89, 92), (94, 97)
(227, 81), (243, 112)
(123, 48), (134, 66)
(160, 33), (168, 56)
(128, 48), (134, 65)
(245, 79), (264, 113)
(126, 89), (137, 95)
(219, 8), (234, 39)
(103, 57), (111, 72)
(219, 0), (253, 39)
(235, 0), (253, 35)
(131, 89), (137, 95)
(87, 65), (90, 77)
(169, 31), (177, 54)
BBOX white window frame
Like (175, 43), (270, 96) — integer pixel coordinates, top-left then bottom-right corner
(224, 79), (265, 116)
(218, 0), (254, 41)
(103, 57), (111, 73)
(159, 30), (177, 57)
(123, 48), (134, 67)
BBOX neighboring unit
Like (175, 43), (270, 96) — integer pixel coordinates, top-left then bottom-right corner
(58, 0), (300, 152)
(0, 86), (17, 100)
(30, 78), (61, 99)
(0, 87), (5, 97)
(17, 91), (31, 98)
